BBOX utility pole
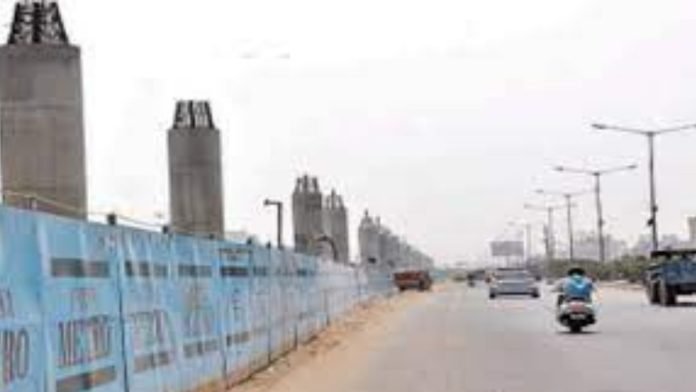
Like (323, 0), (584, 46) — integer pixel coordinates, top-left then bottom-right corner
(536, 189), (591, 262)
(555, 164), (637, 262)
(592, 122), (696, 252)
(526, 222), (532, 265)
(263, 199), (284, 249)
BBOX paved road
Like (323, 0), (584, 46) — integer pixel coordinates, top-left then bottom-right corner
(256, 284), (696, 392)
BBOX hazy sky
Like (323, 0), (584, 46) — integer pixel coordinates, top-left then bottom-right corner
(4, 0), (696, 264)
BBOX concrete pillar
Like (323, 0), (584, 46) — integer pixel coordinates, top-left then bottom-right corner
(359, 210), (380, 265)
(168, 100), (224, 238)
(0, 1), (86, 218)
(323, 189), (350, 263)
(292, 175), (324, 256)
(377, 221), (393, 269)
(688, 217), (696, 245)
(386, 233), (400, 270)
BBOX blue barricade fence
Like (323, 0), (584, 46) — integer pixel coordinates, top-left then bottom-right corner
(0, 205), (393, 392)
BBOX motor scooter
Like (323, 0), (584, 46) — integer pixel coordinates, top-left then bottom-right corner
(556, 297), (596, 333)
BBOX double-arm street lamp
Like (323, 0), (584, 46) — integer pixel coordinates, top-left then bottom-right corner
(555, 164), (637, 262)
(524, 203), (566, 262)
(592, 122), (696, 252)
(535, 189), (590, 262)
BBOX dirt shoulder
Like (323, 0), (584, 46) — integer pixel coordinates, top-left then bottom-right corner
(232, 288), (431, 392)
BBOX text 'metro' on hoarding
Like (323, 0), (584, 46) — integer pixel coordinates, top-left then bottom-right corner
(490, 241), (524, 257)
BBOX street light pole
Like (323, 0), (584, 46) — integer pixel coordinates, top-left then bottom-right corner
(263, 199), (284, 249)
(593, 173), (604, 264)
(565, 194), (574, 262)
(555, 164), (637, 263)
(592, 122), (696, 252)
(536, 188), (591, 262)
(648, 133), (657, 250)
(547, 207), (555, 260)
(525, 222), (532, 265)
(525, 203), (565, 262)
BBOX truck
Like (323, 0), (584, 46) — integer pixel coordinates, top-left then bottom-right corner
(644, 249), (696, 306)
(394, 270), (433, 292)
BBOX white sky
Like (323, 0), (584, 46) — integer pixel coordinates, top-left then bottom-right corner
(4, 0), (696, 265)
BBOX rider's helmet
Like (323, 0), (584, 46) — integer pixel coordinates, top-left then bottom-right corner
(567, 266), (586, 277)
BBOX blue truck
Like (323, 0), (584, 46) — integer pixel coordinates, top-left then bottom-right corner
(645, 249), (696, 306)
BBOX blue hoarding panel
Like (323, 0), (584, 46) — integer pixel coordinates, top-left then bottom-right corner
(0, 208), (45, 392)
(119, 229), (181, 392)
(248, 247), (270, 371)
(216, 242), (253, 384)
(267, 250), (282, 360)
(170, 236), (224, 391)
(38, 218), (126, 392)
(0, 204), (393, 392)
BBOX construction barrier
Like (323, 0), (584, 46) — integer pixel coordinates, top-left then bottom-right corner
(0, 205), (393, 392)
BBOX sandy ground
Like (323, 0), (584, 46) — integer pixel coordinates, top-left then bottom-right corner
(232, 288), (432, 392)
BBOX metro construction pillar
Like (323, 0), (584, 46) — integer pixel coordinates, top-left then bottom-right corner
(0, 1), (87, 218)
(292, 175), (324, 256)
(168, 101), (225, 238)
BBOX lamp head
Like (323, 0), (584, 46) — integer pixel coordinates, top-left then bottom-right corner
(591, 123), (608, 130)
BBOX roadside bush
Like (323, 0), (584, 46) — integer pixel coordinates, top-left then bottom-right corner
(543, 256), (651, 283)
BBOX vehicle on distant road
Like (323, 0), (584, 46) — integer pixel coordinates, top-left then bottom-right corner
(645, 249), (696, 306)
(394, 270), (432, 292)
(451, 270), (468, 282)
(488, 268), (540, 299)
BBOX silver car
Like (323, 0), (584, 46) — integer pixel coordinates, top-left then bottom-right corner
(489, 269), (540, 299)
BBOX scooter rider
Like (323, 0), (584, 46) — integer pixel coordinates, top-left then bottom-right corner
(555, 266), (594, 307)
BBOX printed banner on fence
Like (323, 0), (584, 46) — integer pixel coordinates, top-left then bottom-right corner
(171, 237), (224, 391)
(216, 242), (253, 383)
(39, 218), (126, 392)
(0, 208), (45, 391)
(119, 229), (180, 392)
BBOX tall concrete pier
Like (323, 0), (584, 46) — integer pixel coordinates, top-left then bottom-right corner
(292, 175), (324, 256)
(168, 100), (224, 238)
(359, 211), (380, 264)
(323, 190), (350, 263)
(377, 221), (393, 267)
(0, 1), (86, 218)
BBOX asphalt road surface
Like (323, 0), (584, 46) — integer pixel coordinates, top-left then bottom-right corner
(252, 284), (696, 392)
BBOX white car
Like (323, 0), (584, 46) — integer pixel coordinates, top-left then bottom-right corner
(489, 269), (540, 299)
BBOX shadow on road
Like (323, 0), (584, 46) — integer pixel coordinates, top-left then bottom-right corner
(556, 330), (600, 336)
(670, 302), (696, 308)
